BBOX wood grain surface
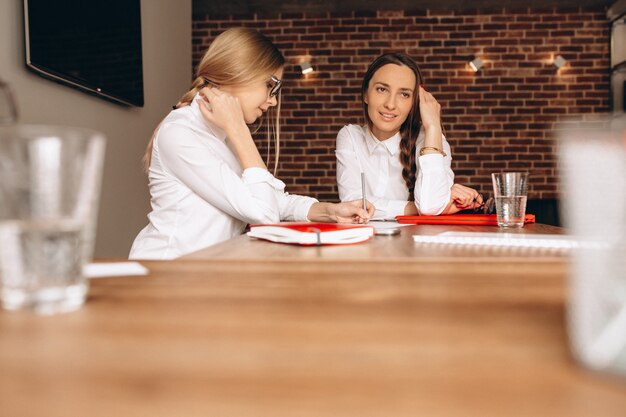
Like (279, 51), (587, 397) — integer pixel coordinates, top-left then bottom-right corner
(2, 224), (625, 417)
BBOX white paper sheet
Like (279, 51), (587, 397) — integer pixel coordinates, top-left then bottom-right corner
(412, 231), (603, 249)
(83, 262), (149, 279)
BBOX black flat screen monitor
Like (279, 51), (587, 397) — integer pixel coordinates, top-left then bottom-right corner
(24, 0), (144, 107)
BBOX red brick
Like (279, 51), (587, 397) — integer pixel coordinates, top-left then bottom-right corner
(193, 7), (609, 201)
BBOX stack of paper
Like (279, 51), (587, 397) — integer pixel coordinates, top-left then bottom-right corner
(412, 231), (598, 250)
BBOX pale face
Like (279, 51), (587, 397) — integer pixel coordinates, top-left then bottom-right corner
(364, 64), (416, 141)
(222, 67), (284, 124)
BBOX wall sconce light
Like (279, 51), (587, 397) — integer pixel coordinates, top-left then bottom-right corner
(299, 61), (314, 75)
(468, 57), (483, 72)
(553, 55), (567, 69)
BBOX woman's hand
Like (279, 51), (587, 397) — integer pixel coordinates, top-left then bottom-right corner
(418, 86), (442, 133)
(197, 87), (265, 169)
(442, 184), (483, 214)
(308, 200), (375, 223)
(197, 87), (247, 134)
(332, 200), (375, 223)
(418, 85), (443, 150)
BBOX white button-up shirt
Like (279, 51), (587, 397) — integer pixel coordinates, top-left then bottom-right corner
(336, 124), (454, 220)
(130, 97), (317, 260)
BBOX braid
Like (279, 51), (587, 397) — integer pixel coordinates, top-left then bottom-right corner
(399, 110), (419, 201)
(175, 76), (206, 108)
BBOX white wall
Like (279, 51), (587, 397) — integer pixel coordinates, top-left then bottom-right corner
(0, 0), (191, 257)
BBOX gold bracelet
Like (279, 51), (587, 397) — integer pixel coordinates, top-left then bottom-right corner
(419, 146), (447, 157)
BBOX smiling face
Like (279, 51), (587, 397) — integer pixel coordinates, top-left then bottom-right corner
(222, 66), (284, 124)
(364, 64), (416, 141)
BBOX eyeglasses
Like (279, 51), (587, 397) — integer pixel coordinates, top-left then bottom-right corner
(474, 196), (496, 214)
(268, 75), (282, 98)
(201, 75), (282, 99)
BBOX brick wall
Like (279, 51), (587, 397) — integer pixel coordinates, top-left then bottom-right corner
(192, 7), (610, 201)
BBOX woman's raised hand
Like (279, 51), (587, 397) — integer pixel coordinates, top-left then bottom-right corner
(197, 86), (266, 169)
(197, 87), (246, 133)
(418, 85), (442, 132)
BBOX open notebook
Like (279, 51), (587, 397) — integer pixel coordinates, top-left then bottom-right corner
(409, 231), (613, 252)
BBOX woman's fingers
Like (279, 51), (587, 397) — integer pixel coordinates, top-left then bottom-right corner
(196, 98), (214, 121)
(418, 85), (441, 130)
(451, 184), (482, 209)
(334, 200), (374, 223)
(473, 193), (484, 207)
(366, 200), (375, 218)
(196, 87), (246, 132)
(199, 86), (222, 99)
(451, 184), (472, 202)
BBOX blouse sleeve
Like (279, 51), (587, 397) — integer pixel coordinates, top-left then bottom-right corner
(277, 193), (318, 222)
(413, 134), (455, 215)
(156, 122), (283, 224)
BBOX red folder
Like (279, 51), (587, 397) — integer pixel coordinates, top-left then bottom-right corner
(247, 222), (375, 245)
(395, 213), (535, 226)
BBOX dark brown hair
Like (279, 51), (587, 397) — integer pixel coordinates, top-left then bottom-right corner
(361, 52), (424, 200)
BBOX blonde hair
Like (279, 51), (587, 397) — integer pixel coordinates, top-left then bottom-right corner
(143, 27), (285, 173)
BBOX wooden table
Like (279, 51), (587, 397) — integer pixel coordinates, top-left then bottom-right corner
(1, 224), (625, 417)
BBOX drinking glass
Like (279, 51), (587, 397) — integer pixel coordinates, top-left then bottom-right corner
(491, 172), (529, 228)
(559, 119), (626, 376)
(0, 125), (105, 314)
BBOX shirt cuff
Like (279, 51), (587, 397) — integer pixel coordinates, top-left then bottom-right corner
(241, 167), (286, 190)
(299, 198), (318, 222)
(417, 153), (446, 173)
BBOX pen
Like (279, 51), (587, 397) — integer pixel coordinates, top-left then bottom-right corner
(361, 172), (367, 211)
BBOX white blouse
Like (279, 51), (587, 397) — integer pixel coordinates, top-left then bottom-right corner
(336, 124), (454, 220)
(130, 97), (317, 260)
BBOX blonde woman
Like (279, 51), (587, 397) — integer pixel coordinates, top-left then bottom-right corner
(130, 28), (373, 260)
(336, 52), (482, 220)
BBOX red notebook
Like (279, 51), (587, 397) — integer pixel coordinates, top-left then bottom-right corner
(247, 222), (375, 246)
(395, 213), (536, 226)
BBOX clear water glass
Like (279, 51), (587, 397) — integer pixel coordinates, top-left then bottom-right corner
(491, 172), (529, 228)
(0, 125), (105, 314)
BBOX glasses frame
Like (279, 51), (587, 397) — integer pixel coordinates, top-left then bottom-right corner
(201, 75), (282, 99)
(268, 75), (282, 98)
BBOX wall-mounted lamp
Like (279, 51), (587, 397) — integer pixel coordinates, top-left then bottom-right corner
(299, 61), (314, 75)
(468, 57), (484, 72)
(553, 55), (567, 69)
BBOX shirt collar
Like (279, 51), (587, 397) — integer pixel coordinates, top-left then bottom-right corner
(365, 127), (401, 156)
(188, 93), (228, 142)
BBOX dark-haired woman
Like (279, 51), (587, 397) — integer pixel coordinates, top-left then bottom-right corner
(335, 52), (481, 220)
